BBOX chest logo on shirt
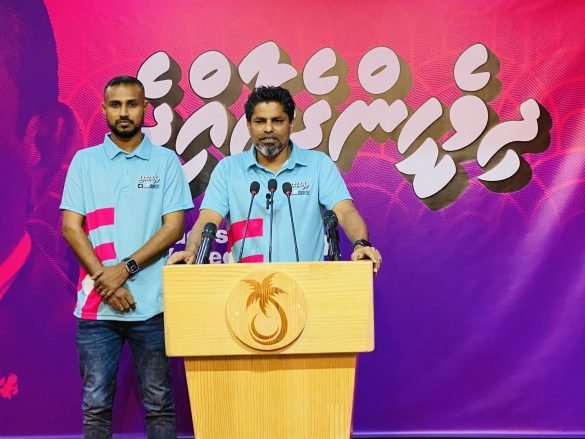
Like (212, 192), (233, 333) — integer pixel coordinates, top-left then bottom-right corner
(291, 181), (311, 196)
(137, 175), (160, 189)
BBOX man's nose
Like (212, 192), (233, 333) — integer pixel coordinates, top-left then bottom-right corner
(120, 104), (129, 116)
(264, 121), (273, 132)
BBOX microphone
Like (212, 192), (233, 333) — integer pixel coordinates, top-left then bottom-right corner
(268, 178), (277, 194)
(282, 182), (299, 262)
(267, 178), (277, 262)
(195, 222), (217, 264)
(323, 210), (341, 261)
(238, 181), (260, 262)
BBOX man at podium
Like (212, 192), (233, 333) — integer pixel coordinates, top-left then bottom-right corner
(169, 86), (382, 271)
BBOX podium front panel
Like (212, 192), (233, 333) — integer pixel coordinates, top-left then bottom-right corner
(163, 261), (374, 357)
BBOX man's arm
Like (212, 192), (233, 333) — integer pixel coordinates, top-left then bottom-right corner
(62, 210), (136, 310)
(167, 209), (223, 264)
(62, 210), (105, 277)
(92, 210), (185, 297)
(332, 199), (382, 273)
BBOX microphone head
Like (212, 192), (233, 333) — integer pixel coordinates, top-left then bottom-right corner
(282, 182), (292, 196)
(323, 210), (338, 225)
(202, 222), (217, 238)
(250, 181), (260, 195)
(268, 178), (277, 193)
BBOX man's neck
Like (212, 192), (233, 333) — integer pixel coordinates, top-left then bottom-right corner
(256, 143), (292, 173)
(110, 132), (144, 153)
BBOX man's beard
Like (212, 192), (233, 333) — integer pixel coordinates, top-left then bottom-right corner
(254, 140), (288, 158)
(109, 119), (143, 139)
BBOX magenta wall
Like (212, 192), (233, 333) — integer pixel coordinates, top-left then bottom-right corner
(1, 0), (584, 436)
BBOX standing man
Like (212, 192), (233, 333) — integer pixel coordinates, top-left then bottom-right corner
(61, 75), (193, 439)
(169, 85), (382, 270)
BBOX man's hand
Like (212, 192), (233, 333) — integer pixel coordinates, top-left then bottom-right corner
(351, 245), (382, 275)
(331, 200), (382, 275)
(167, 250), (195, 265)
(105, 286), (136, 313)
(92, 263), (129, 299)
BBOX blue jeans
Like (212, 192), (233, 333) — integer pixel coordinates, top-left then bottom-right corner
(76, 313), (176, 439)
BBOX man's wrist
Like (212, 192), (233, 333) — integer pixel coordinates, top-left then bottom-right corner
(352, 239), (372, 250)
(122, 257), (139, 276)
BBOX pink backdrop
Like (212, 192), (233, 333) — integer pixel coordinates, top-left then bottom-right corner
(1, 0), (584, 436)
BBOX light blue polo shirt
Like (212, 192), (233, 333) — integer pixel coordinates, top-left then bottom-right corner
(60, 134), (193, 321)
(201, 142), (351, 262)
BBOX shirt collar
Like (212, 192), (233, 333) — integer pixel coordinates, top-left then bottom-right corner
(245, 141), (308, 171)
(103, 133), (153, 160)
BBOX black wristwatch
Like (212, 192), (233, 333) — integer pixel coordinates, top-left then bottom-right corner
(122, 257), (139, 276)
(352, 239), (372, 249)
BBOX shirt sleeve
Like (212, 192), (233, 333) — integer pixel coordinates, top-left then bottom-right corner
(162, 153), (194, 215)
(59, 152), (86, 215)
(317, 153), (352, 210)
(200, 159), (229, 217)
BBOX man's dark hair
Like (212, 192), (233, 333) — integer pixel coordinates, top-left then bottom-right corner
(104, 75), (145, 95)
(244, 86), (295, 122)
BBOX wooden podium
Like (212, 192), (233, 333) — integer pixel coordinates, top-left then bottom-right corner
(163, 261), (374, 439)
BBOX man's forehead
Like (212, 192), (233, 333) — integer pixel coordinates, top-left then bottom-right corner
(104, 83), (145, 101)
(251, 101), (288, 118)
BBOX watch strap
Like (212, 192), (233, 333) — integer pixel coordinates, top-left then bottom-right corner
(352, 239), (372, 249)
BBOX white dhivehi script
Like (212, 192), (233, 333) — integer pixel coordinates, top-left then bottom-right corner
(138, 41), (548, 209)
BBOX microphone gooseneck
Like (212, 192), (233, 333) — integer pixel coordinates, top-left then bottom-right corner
(267, 179), (277, 263)
(282, 182), (299, 262)
(238, 181), (260, 262)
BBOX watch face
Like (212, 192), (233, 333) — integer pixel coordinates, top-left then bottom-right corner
(125, 259), (139, 274)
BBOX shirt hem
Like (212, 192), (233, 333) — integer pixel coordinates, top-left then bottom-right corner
(73, 308), (164, 322)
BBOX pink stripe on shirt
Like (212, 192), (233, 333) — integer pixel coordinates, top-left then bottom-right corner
(80, 288), (102, 320)
(77, 267), (87, 291)
(241, 254), (264, 263)
(85, 208), (115, 232)
(227, 218), (263, 252)
(77, 241), (116, 318)
(94, 242), (117, 262)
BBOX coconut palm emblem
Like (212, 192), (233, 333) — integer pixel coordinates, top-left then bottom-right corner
(226, 270), (307, 351)
(243, 273), (288, 345)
